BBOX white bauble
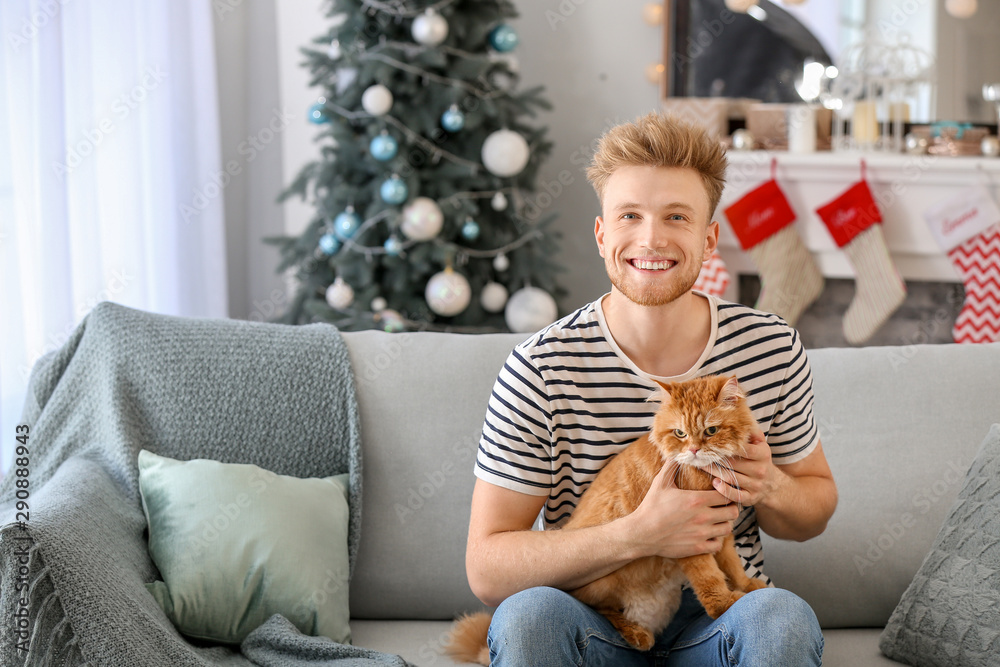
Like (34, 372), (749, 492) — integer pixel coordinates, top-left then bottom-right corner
(481, 281), (509, 313)
(944, 0), (977, 18)
(505, 287), (558, 333)
(325, 277), (354, 310)
(361, 84), (393, 116)
(493, 253), (510, 271)
(425, 269), (471, 317)
(491, 191), (508, 211)
(481, 129), (530, 177)
(411, 9), (449, 46)
(400, 197), (444, 241)
(370, 296), (388, 312)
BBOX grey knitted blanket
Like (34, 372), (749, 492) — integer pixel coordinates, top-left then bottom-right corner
(0, 302), (412, 666)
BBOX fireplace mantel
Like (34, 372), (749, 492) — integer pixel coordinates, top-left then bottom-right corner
(717, 151), (1000, 300)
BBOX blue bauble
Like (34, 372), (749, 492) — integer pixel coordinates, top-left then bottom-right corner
(308, 102), (330, 124)
(369, 134), (399, 161)
(319, 232), (341, 255)
(334, 210), (362, 239)
(384, 236), (403, 256)
(380, 176), (409, 205)
(489, 24), (519, 52)
(461, 219), (480, 241)
(441, 106), (465, 132)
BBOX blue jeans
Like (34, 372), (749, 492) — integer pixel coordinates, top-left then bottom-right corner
(488, 585), (823, 666)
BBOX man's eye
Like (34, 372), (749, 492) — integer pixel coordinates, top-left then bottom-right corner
(622, 213), (637, 219)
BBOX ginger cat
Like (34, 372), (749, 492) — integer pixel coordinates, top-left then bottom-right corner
(446, 375), (768, 664)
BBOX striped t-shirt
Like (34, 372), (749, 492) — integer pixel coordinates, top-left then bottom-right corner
(475, 292), (819, 581)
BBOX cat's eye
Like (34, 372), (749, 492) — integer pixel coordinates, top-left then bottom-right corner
(704, 426), (719, 436)
(673, 429), (687, 438)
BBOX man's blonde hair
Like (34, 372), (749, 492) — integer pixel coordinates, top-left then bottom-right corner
(586, 112), (728, 219)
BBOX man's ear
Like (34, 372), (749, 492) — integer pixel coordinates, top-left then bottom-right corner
(595, 216), (605, 258)
(704, 219), (719, 257)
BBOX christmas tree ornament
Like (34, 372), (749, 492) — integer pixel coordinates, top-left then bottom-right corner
(318, 232), (341, 256)
(923, 185), (1000, 343)
(982, 136), (1000, 158)
(945, 0), (977, 18)
(488, 24), (519, 52)
(692, 248), (730, 297)
(505, 286), (558, 333)
(482, 129), (530, 177)
(379, 175), (409, 205)
(730, 129), (755, 150)
(481, 281), (509, 313)
(491, 191), (509, 211)
(493, 253), (510, 271)
(308, 100), (330, 124)
(383, 236), (404, 256)
(441, 105), (466, 132)
(370, 296), (388, 312)
(361, 84), (393, 116)
(411, 8), (449, 46)
(376, 309), (406, 332)
(815, 172), (905, 344)
(723, 162), (823, 326)
(325, 277), (355, 310)
(333, 208), (362, 239)
(461, 218), (480, 241)
(425, 267), (472, 316)
(369, 133), (399, 161)
(400, 196), (444, 240)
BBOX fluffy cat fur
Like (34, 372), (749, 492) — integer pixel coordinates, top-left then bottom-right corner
(445, 375), (767, 664)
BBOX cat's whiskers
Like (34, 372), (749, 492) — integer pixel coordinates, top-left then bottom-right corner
(709, 459), (744, 513)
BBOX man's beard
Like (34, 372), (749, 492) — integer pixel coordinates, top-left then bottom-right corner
(605, 256), (703, 307)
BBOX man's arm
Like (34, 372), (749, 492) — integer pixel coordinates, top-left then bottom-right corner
(465, 465), (740, 607)
(712, 435), (837, 542)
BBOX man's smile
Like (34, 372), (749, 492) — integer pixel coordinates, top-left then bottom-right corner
(627, 258), (677, 271)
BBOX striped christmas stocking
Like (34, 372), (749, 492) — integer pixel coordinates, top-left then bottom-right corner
(693, 248), (730, 297)
(815, 179), (906, 344)
(924, 185), (1000, 344)
(724, 177), (823, 325)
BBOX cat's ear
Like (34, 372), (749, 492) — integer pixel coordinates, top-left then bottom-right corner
(647, 380), (674, 405)
(717, 376), (744, 405)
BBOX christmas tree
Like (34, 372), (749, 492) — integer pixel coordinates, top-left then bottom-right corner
(268, 0), (566, 333)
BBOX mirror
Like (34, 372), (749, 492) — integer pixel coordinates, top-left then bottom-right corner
(663, 0), (1000, 125)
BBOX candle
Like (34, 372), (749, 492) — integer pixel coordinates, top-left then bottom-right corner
(852, 101), (879, 146)
(788, 105), (817, 153)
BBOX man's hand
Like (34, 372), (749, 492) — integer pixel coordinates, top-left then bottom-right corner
(627, 462), (740, 559)
(710, 428), (782, 507)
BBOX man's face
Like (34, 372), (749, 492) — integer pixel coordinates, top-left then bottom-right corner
(595, 165), (718, 307)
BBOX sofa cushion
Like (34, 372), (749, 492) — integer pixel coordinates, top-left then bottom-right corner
(138, 450), (352, 644)
(761, 343), (1000, 628)
(342, 330), (526, 619)
(879, 423), (1000, 666)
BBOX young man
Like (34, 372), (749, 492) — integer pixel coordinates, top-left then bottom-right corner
(466, 112), (838, 665)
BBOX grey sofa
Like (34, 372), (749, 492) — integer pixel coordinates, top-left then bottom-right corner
(341, 331), (1000, 666)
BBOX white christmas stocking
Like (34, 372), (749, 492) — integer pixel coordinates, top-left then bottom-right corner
(816, 180), (905, 344)
(724, 177), (823, 325)
(924, 185), (1000, 344)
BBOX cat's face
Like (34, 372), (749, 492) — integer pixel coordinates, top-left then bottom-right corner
(649, 375), (756, 471)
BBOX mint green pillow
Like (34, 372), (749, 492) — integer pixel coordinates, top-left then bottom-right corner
(137, 449), (351, 645)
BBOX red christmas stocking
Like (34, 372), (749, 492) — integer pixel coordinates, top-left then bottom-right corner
(924, 185), (1000, 344)
(724, 173), (823, 325)
(693, 248), (730, 297)
(815, 178), (906, 345)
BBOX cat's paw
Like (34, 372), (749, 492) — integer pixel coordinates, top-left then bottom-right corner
(704, 590), (746, 619)
(620, 625), (656, 652)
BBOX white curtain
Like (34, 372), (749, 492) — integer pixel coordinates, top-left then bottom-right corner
(0, 0), (228, 471)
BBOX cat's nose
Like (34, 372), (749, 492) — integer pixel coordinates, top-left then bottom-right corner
(688, 447), (700, 456)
